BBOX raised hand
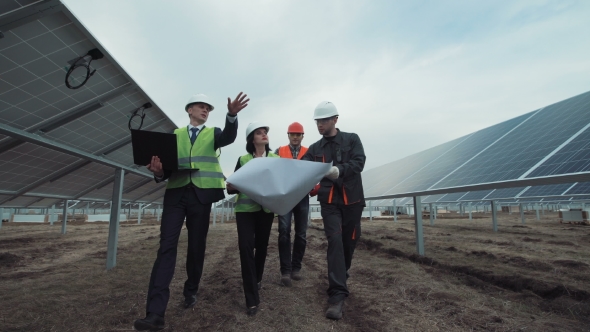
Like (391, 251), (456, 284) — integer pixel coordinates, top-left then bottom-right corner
(227, 92), (250, 115)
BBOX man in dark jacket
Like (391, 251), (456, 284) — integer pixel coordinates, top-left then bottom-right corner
(301, 101), (366, 320)
(134, 92), (249, 331)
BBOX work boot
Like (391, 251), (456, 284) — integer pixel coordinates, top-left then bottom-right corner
(325, 300), (344, 320)
(133, 313), (165, 331)
(281, 274), (292, 287)
(291, 270), (302, 281)
(184, 295), (197, 308)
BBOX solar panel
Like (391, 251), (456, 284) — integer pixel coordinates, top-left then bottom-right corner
(527, 127), (590, 177)
(433, 91), (590, 188)
(564, 182), (590, 195)
(362, 90), (590, 202)
(519, 183), (574, 197)
(0, 4), (173, 207)
(483, 187), (528, 199)
(391, 113), (533, 193)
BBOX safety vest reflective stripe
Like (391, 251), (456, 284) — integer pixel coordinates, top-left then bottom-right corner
(178, 156), (220, 164)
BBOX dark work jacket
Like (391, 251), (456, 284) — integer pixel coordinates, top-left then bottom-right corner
(156, 116), (238, 206)
(301, 129), (366, 206)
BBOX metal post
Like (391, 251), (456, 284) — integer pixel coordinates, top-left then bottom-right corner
(157, 205), (161, 222)
(491, 200), (498, 232)
(137, 203), (143, 224)
(460, 203), (463, 216)
(535, 203), (540, 220)
(369, 201), (373, 221)
(413, 196), (425, 256)
(106, 168), (124, 270)
(520, 203), (525, 224)
(469, 202), (472, 220)
(212, 203), (217, 226)
(50, 204), (55, 225)
(433, 205), (437, 220)
(393, 200), (397, 222)
(542, 203), (545, 216)
(85, 202), (89, 217)
(61, 200), (68, 234)
(429, 203), (433, 226)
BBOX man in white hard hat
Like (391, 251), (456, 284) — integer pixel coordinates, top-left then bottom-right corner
(301, 101), (366, 320)
(134, 92), (249, 331)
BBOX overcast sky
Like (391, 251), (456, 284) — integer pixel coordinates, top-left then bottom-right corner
(62, 0), (590, 176)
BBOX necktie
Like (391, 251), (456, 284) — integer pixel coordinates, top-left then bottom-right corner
(190, 127), (198, 144)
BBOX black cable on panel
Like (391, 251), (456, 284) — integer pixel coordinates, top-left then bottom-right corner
(64, 48), (104, 89)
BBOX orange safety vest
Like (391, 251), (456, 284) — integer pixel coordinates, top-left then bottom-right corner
(278, 145), (308, 160)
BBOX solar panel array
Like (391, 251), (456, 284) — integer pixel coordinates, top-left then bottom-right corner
(365, 90), (590, 206)
(0, 1), (177, 208)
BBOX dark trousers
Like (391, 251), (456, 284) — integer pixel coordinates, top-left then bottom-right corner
(236, 210), (274, 307)
(146, 187), (211, 317)
(278, 196), (309, 275)
(321, 203), (363, 304)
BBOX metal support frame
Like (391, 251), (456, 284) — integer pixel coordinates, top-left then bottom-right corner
(468, 202), (473, 220)
(491, 200), (498, 232)
(106, 169), (124, 270)
(137, 203), (143, 224)
(429, 203), (434, 226)
(434, 205), (437, 220)
(50, 204), (55, 225)
(157, 205), (161, 222)
(61, 200), (68, 234)
(520, 203), (525, 224)
(212, 203), (217, 226)
(535, 203), (540, 220)
(369, 201), (373, 221)
(392, 200), (397, 222)
(413, 196), (425, 256)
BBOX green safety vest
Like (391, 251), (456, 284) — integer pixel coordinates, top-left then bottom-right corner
(166, 127), (225, 189)
(234, 152), (279, 213)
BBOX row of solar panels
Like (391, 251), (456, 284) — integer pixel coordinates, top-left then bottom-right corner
(0, 1), (177, 208)
(362, 90), (590, 199)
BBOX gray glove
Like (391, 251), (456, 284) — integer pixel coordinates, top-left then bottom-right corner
(325, 166), (339, 179)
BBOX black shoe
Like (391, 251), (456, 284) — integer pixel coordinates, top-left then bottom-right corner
(134, 313), (165, 331)
(257, 281), (262, 290)
(291, 270), (302, 281)
(184, 295), (197, 308)
(325, 300), (344, 320)
(281, 274), (292, 287)
(247, 305), (258, 316)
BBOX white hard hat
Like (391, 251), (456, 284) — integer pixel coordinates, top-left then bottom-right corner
(185, 94), (214, 111)
(246, 122), (269, 139)
(313, 101), (338, 119)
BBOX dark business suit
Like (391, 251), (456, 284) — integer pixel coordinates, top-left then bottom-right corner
(145, 116), (237, 317)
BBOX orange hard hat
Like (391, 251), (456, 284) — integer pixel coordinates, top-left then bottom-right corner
(287, 122), (304, 134)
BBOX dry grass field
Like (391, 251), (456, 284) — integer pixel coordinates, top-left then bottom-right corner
(1, 211), (589, 331)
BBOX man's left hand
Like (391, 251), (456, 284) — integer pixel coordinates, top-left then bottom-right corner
(227, 92), (250, 115)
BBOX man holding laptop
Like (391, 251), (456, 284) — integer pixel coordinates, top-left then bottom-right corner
(134, 92), (249, 331)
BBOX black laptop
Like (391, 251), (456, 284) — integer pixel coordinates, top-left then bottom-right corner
(131, 129), (178, 171)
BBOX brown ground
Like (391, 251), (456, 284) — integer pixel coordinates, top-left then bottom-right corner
(0, 212), (589, 331)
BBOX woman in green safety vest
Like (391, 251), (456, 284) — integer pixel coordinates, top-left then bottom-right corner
(226, 121), (279, 316)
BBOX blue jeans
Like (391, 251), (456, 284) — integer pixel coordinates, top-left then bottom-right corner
(278, 196), (309, 275)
